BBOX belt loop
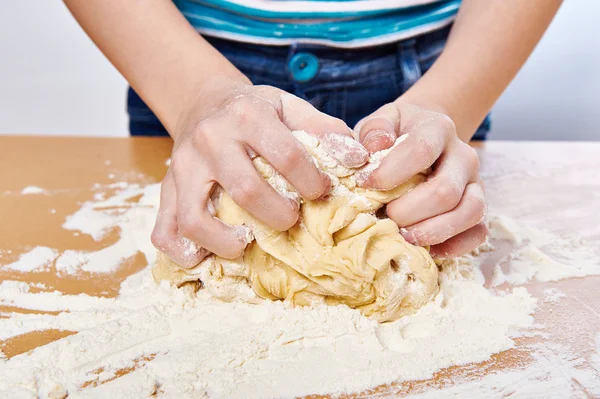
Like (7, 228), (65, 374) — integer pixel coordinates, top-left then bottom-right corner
(396, 39), (422, 92)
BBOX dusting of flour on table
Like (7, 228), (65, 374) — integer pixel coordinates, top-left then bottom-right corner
(20, 185), (48, 195)
(1, 181), (599, 398)
(2, 246), (58, 273)
(489, 214), (600, 286)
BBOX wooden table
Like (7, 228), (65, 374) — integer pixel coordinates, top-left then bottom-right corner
(1, 136), (599, 397)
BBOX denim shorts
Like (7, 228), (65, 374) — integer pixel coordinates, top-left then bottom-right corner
(128, 26), (490, 140)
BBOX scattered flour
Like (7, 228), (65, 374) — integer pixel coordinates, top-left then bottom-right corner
(0, 182), (598, 398)
(2, 246), (58, 272)
(20, 186), (48, 195)
(405, 341), (600, 399)
(542, 288), (567, 304)
(489, 214), (600, 286)
(54, 184), (159, 275)
(0, 263), (537, 398)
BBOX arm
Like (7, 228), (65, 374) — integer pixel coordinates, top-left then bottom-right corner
(63, 0), (248, 136)
(65, 0), (368, 266)
(356, 0), (562, 257)
(401, 0), (563, 141)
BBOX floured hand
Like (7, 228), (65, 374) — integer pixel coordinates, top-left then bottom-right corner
(151, 82), (369, 268)
(355, 101), (487, 258)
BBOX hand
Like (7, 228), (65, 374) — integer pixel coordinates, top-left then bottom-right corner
(355, 101), (487, 258)
(152, 81), (369, 267)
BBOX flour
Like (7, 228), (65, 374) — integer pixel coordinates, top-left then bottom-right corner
(1, 179), (599, 397)
(489, 214), (600, 286)
(593, 334), (600, 373)
(20, 185), (48, 195)
(292, 131), (370, 207)
(180, 237), (200, 258)
(542, 288), (566, 303)
(0, 267), (536, 398)
(405, 341), (600, 399)
(55, 184), (159, 275)
(2, 246), (58, 272)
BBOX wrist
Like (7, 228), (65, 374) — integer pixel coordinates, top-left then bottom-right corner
(394, 84), (477, 143)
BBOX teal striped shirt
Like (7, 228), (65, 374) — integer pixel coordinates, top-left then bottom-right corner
(174, 0), (461, 48)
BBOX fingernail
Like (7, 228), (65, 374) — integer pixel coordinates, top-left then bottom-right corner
(321, 133), (368, 168)
(363, 130), (395, 153)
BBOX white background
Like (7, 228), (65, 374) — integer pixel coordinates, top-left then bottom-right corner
(0, 1), (598, 140)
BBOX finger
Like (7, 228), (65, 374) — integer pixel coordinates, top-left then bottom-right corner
(354, 103), (400, 153)
(386, 141), (479, 227)
(246, 115), (331, 200)
(399, 182), (487, 246)
(218, 145), (300, 231)
(361, 114), (454, 190)
(172, 148), (249, 259)
(280, 93), (368, 168)
(151, 170), (211, 268)
(429, 222), (488, 258)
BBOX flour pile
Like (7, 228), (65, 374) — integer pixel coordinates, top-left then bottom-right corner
(1, 181), (599, 397)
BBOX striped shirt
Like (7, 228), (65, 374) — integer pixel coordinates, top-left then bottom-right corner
(174, 0), (460, 48)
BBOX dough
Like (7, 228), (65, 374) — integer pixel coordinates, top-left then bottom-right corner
(153, 132), (439, 322)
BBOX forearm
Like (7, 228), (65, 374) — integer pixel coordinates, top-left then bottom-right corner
(64, 0), (249, 137)
(398, 0), (562, 141)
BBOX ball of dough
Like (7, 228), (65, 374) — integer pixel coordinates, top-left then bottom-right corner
(153, 132), (439, 322)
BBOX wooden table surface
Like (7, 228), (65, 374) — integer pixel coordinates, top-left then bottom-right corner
(1, 136), (599, 397)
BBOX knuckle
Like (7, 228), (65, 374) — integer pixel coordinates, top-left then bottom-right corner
(477, 222), (489, 240)
(178, 214), (206, 240)
(228, 96), (254, 124)
(432, 179), (462, 209)
(467, 196), (487, 224)
(150, 228), (168, 251)
(170, 150), (190, 175)
(462, 143), (480, 170)
(277, 146), (304, 174)
(437, 113), (456, 136)
(192, 120), (216, 147)
(229, 178), (261, 205)
(229, 95), (252, 113)
(229, 95), (274, 124)
(415, 140), (436, 166)
(192, 119), (214, 140)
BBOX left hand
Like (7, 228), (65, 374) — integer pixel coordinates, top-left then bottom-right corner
(355, 101), (488, 258)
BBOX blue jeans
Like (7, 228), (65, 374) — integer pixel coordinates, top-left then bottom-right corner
(128, 26), (490, 139)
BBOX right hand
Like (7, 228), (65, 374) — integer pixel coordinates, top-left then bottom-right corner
(151, 81), (369, 268)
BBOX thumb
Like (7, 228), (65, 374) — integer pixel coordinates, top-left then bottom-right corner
(355, 103), (401, 153)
